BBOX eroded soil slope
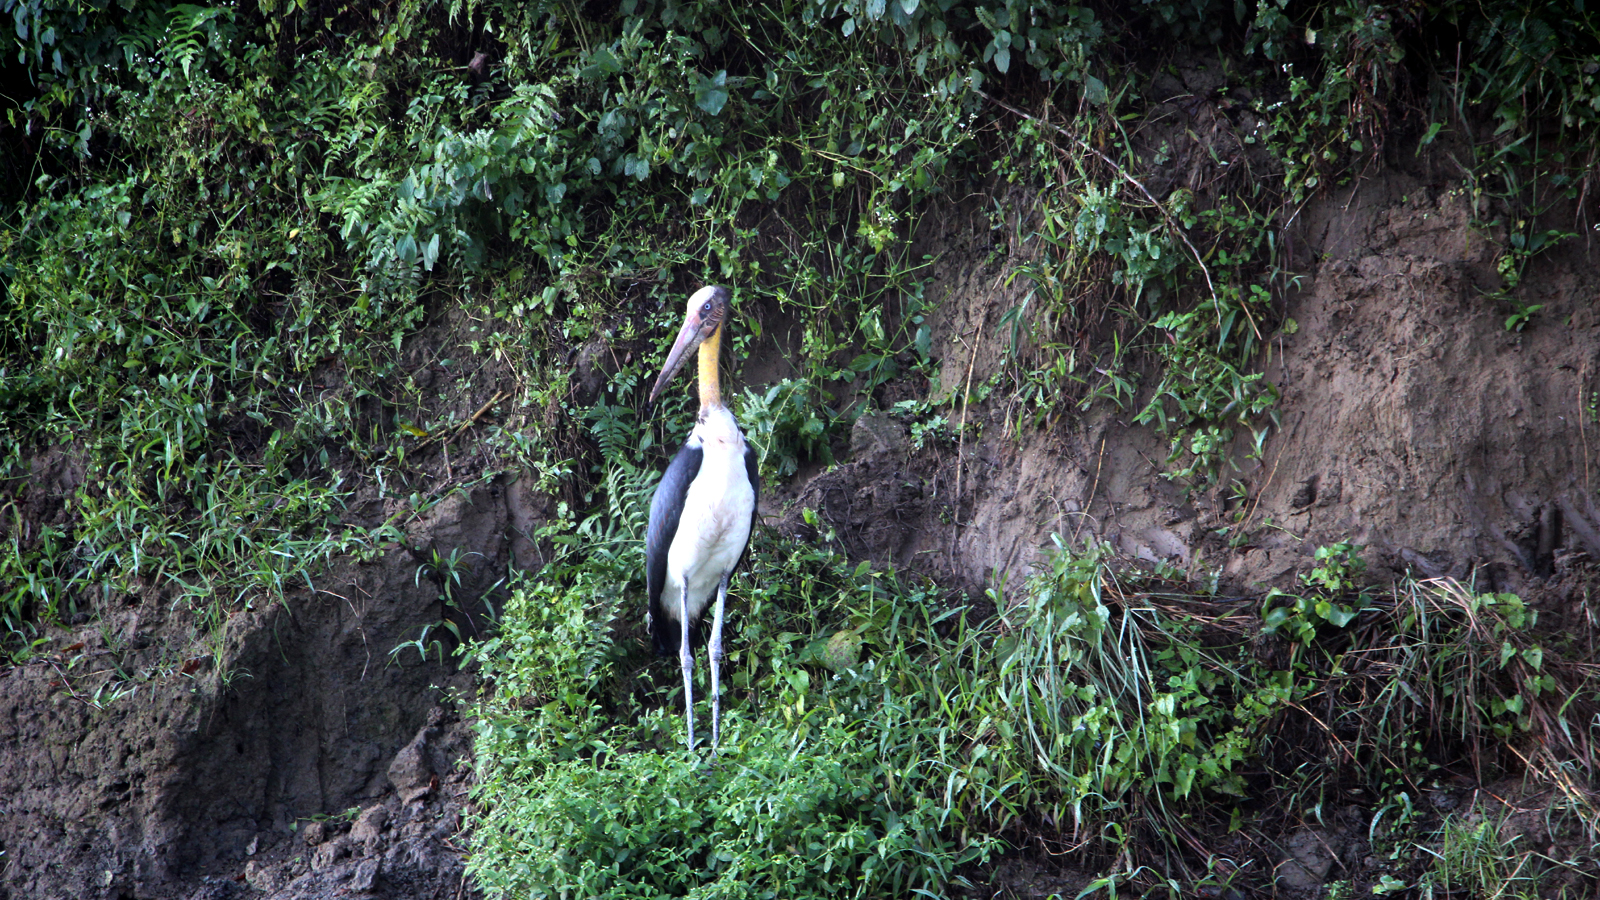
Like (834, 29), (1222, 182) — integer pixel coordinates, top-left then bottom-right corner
(799, 172), (1600, 626)
(1, 424), (525, 898)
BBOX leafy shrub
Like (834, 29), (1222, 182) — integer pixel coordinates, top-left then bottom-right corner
(468, 445), (1312, 897)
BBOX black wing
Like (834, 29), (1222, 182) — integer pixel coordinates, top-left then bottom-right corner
(647, 441), (703, 657)
(739, 443), (760, 569)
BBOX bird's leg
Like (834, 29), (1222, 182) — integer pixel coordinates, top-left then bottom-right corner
(709, 572), (730, 752)
(679, 576), (695, 752)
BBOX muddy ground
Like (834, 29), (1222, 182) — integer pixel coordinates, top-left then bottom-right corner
(3, 149), (1599, 898)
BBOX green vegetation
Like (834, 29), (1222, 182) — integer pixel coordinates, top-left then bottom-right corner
(471, 436), (1599, 895)
(4, 0), (1600, 895)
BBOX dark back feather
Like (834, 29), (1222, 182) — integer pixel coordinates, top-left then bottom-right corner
(742, 444), (760, 567)
(646, 442), (703, 656)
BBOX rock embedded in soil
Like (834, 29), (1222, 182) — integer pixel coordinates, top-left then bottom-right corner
(1275, 828), (1339, 892)
(387, 725), (437, 805)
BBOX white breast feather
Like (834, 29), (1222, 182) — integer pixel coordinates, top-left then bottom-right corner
(659, 407), (755, 624)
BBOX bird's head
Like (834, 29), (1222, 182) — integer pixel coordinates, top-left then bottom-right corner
(649, 285), (732, 408)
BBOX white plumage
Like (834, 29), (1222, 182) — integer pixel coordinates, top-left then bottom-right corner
(644, 285), (760, 753)
(659, 407), (756, 629)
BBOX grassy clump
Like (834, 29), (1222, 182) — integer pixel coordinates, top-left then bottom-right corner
(465, 491), (987, 897)
(466, 518), (1246, 897)
(468, 406), (1600, 896)
(468, 532), (1600, 895)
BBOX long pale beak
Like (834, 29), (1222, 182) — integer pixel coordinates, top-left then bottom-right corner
(648, 314), (706, 408)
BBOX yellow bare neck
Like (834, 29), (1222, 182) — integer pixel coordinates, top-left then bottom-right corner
(698, 326), (723, 410)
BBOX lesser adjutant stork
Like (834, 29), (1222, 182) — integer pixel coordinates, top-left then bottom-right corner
(645, 285), (759, 752)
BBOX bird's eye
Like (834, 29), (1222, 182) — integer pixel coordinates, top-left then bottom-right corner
(702, 302), (713, 313)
